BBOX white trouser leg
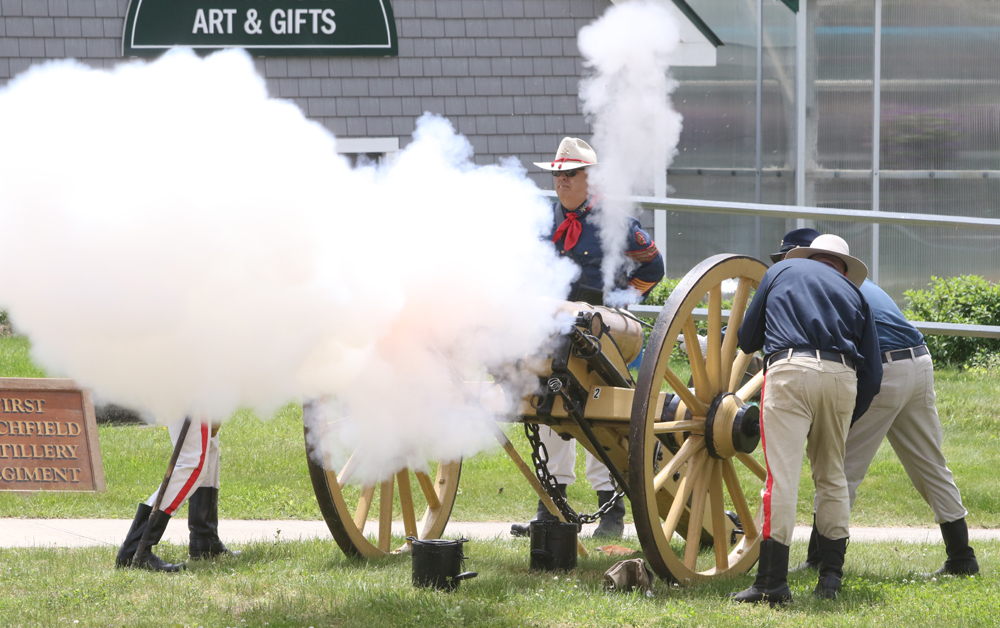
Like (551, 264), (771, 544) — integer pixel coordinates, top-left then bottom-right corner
(146, 419), (211, 515)
(585, 451), (614, 492)
(538, 426), (577, 486)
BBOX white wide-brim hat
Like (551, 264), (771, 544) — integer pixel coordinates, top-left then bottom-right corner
(785, 234), (868, 287)
(534, 137), (599, 171)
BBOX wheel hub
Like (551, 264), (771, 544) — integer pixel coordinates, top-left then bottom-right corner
(704, 393), (760, 459)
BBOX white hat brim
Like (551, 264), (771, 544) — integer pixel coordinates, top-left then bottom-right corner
(785, 246), (868, 287)
(533, 161), (595, 171)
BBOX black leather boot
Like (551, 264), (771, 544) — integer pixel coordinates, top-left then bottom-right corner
(116, 503), (185, 572)
(791, 515), (820, 572)
(813, 535), (847, 599)
(593, 490), (625, 539)
(189, 487), (240, 559)
(511, 484), (566, 537)
(928, 518), (979, 576)
(729, 539), (792, 606)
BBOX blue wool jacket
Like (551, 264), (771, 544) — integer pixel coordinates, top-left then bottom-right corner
(738, 258), (882, 421)
(548, 198), (664, 299)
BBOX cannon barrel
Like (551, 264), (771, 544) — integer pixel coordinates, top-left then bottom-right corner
(555, 301), (645, 365)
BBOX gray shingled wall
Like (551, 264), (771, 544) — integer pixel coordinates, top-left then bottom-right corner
(0, 0), (610, 189)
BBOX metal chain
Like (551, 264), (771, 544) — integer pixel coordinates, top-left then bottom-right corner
(523, 421), (624, 527)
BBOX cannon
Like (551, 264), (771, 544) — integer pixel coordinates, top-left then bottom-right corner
(303, 254), (769, 584)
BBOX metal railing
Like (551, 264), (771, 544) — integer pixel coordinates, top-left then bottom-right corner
(539, 191), (1000, 339)
(628, 306), (1000, 340)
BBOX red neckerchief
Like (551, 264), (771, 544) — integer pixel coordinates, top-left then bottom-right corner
(552, 198), (593, 250)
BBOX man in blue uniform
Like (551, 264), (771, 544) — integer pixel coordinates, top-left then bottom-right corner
(777, 232), (980, 578)
(540, 137), (664, 305)
(510, 137), (664, 539)
(733, 234), (882, 604)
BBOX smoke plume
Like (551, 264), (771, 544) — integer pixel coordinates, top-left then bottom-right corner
(577, 0), (683, 302)
(0, 49), (577, 482)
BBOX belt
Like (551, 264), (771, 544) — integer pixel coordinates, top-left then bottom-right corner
(882, 345), (929, 364)
(766, 349), (855, 370)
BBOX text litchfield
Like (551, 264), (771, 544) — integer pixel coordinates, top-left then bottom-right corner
(0, 420), (79, 436)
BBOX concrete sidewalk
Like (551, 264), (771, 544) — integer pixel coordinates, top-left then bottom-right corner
(2, 518), (998, 549)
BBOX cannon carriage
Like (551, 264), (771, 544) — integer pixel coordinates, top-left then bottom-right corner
(303, 254), (769, 584)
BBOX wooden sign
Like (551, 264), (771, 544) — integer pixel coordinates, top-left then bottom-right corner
(0, 378), (105, 492)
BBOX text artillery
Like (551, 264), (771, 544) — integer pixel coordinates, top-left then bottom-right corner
(1, 443), (79, 459)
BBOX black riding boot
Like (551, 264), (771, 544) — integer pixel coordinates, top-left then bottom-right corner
(593, 490), (625, 539)
(511, 484), (566, 537)
(791, 514), (820, 572)
(116, 503), (185, 572)
(189, 487), (241, 559)
(730, 538), (792, 606)
(929, 518), (979, 576)
(813, 535), (848, 599)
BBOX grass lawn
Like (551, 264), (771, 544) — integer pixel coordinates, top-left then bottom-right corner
(0, 536), (997, 627)
(1, 336), (999, 626)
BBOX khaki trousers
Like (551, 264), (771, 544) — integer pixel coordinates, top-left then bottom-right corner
(761, 357), (856, 545)
(824, 352), (967, 524)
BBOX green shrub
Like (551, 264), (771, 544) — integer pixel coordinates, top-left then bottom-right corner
(641, 277), (681, 307)
(903, 275), (1000, 367)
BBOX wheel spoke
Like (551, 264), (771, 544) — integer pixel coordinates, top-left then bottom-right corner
(661, 448), (708, 541)
(653, 435), (704, 492)
(722, 459), (758, 540)
(414, 470), (442, 511)
(683, 458), (712, 569)
(737, 452), (767, 481)
(728, 351), (755, 394)
(721, 278), (753, 388)
(708, 461), (729, 572)
(661, 366), (709, 416)
(652, 420), (704, 434)
(337, 448), (361, 488)
(683, 317), (711, 403)
(378, 478), (394, 552)
(354, 484), (376, 531)
(706, 285), (723, 395)
(397, 470), (419, 542)
(736, 371), (764, 403)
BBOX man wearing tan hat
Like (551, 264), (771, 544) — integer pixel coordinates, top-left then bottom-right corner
(534, 137), (664, 305)
(731, 234), (882, 605)
(510, 137), (664, 539)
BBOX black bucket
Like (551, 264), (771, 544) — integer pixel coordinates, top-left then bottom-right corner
(529, 521), (578, 571)
(408, 537), (478, 591)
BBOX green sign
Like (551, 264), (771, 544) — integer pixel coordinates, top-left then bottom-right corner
(122, 0), (397, 57)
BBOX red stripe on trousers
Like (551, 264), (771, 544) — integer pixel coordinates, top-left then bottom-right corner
(760, 373), (773, 540)
(164, 422), (208, 515)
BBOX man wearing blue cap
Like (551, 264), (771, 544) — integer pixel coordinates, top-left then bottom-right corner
(776, 231), (979, 580)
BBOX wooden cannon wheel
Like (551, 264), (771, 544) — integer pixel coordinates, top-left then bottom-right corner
(629, 254), (768, 584)
(302, 400), (462, 559)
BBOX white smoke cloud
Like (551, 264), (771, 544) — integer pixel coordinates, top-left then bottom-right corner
(577, 0), (683, 299)
(0, 48), (577, 482)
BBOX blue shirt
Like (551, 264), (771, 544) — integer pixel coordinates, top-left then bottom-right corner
(548, 198), (664, 298)
(738, 258), (883, 421)
(860, 279), (926, 353)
